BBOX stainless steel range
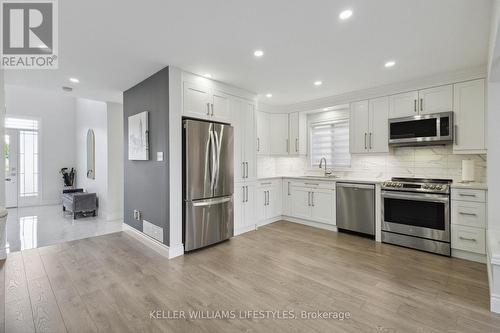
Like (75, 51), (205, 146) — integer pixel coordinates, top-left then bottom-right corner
(381, 177), (452, 256)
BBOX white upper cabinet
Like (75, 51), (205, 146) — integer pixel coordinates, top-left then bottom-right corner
(389, 85), (453, 118)
(350, 97), (388, 154)
(269, 113), (289, 155)
(389, 91), (419, 118)
(183, 81), (212, 119)
(183, 81), (231, 122)
(350, 100), (370, 153)
(368, 96), (389, 153)
(289, 112), (307, 155)
(418, 85), (453, 115)
(453, 79), (486, 153)
(256, 112), (270, 155)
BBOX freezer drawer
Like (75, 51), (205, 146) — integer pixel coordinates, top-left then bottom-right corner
(336, 183), (375, 236)
(184, 196), (234, 251)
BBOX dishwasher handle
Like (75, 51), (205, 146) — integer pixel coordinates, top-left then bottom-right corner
(336, 183), (375, 190)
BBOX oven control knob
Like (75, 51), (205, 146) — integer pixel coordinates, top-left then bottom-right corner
(436, 185), (442, 190)
(423, 184), (429, 189)
(430, 185), (437, 189)
(397, 183), (403, 188)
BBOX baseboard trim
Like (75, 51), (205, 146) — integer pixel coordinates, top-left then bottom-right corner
(168, 243), (184, 259)
(282, 216), (338, 232)
(235, 225), (256, 236)
(451, 249), (486, 263)
(122, 224), (170, 259)
(256, 216), (281, 228)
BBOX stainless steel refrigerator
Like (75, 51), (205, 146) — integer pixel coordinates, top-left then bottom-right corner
(183, 119), (234, 251)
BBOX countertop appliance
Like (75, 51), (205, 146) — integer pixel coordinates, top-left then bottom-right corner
(336, 182), (375, 236)
(381, 177), (452, 256)
(389, 112), (453, 146)
(183, 119), (234, 251)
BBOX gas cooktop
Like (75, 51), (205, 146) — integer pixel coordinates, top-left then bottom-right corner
(381, 177), (453, 194)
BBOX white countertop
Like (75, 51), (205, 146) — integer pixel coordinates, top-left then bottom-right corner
(257, 176), (487, 190)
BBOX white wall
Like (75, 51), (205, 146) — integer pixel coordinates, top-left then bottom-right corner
(106, 102), (124, 220)
(5, 85), (76, 205)
(0, 71), (4, 207)
(75, 99), (109, 217)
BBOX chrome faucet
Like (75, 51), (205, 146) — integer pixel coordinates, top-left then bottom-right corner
(319, 157), (331, 176)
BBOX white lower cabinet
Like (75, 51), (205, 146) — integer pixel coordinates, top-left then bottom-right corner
(451, 188), (487, 257)
(286, 181), (335, 225)
(256, 179), (282, 222)
(234, 182), (256, 235)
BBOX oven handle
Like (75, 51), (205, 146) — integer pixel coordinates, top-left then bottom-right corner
(382, 190), (449, 203)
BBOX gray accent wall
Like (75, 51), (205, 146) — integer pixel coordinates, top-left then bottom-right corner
(123, 67), (170, 246)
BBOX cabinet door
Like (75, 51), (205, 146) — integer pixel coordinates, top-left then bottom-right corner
(350, 100), (369, 153)
(368, 96), (389, 153)
(243, 102), (257, 180)
(212, 89), (231, 122)
(268, 183), (282, 219)
(233, 184), (245, 233)
(289, 113), (299, 155)
(290, 187), (311, 220)
(183, 81), (211, 119)
(256, 187), (267, 221)
(389, 91), (418, 118)
(231, 100), (245, 182)
(256, 112), (270, 155)
(418, 85), (453, 115)
(243, 183), (257, 228)
(311, 189), (335, 225)
(453, 79), (486, 153)
(269, 114), (289, 155)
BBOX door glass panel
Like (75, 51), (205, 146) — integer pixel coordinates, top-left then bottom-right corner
(384, 198), (445, 230)
(390, 119), (437, 139)
(19, 130), (39, 197)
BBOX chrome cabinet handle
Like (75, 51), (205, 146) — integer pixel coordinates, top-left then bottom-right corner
(286, 139), (289, 153)
(459, 212), (477, 216)
(257, 138), (260, 152)
(414, 99), (417, 112)
(266, 191), (270, 206)
(459, 193), (476, 197)
(210, 103), (214, 116)
(369, 132), (373, 149)
(420, 98), (423, 112)
(260, 182), (272, 185)
(311, 192), (314, 207)
(308, 192), (311, 206)
(364, 133), (367, 150)
(242, 186), (246, 203)
(459, 236), (477, 242)
(264, 191), (267, 206)
(454, 125), (458, 145)
(305, 183), (319, 186)
(242, 162), (246, 179)
(246, 186), (248, 203)
(288, 182), (291, 196)
(206, 102), (210, 115)
(246, 162), (249, 178)
(295, 138), (298, 152)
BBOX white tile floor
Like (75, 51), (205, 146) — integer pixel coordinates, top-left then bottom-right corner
(5, 204), (123, 252)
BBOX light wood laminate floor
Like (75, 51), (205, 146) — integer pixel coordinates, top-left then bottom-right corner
(2, 220), (500, 332)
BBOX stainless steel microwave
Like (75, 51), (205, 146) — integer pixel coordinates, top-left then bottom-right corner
(388, 112), (454, 146)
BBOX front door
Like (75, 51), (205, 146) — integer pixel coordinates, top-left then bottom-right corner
(5, 129), (19, 208)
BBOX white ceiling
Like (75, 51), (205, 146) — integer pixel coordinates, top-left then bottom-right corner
(4, 0), (493, 105)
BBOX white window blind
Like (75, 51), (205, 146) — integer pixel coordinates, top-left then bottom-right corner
(310, 120), (350, 168)
(5, 117), (39, 130)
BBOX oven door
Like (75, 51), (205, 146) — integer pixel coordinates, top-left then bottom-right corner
(382, 190), (450, 242)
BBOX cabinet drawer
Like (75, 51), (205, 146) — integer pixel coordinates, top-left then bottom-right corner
(451, 225), (485, 254)
(451, 200), (486, 228)
(289, 180), (336, 190)
(451, 189), (486, 202)
(258, 179), (281, 188)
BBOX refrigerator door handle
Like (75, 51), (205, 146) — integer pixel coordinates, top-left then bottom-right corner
(213, 129), (223, 188)
(209, 130), (217, 192)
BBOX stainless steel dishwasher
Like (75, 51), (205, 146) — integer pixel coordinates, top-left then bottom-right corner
(336, 182), (375, 236)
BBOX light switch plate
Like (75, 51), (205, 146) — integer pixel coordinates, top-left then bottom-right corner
(156, 152), (164, 161)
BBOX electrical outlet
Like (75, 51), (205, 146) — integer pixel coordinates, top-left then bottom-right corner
(133, 210), (141, 221)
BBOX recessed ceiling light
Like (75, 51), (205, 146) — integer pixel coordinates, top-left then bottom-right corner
(254, 50), (264, 57)
(203, 73), (213, 78)
(69, 77), (79, 83)
(265, 93), (273, 98)
(384, 60), (396, 68)
(314, 81), (323, 86)
(339, 9), (353, 20)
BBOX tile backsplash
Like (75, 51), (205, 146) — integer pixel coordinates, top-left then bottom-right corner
(258, 146), (487, 183)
